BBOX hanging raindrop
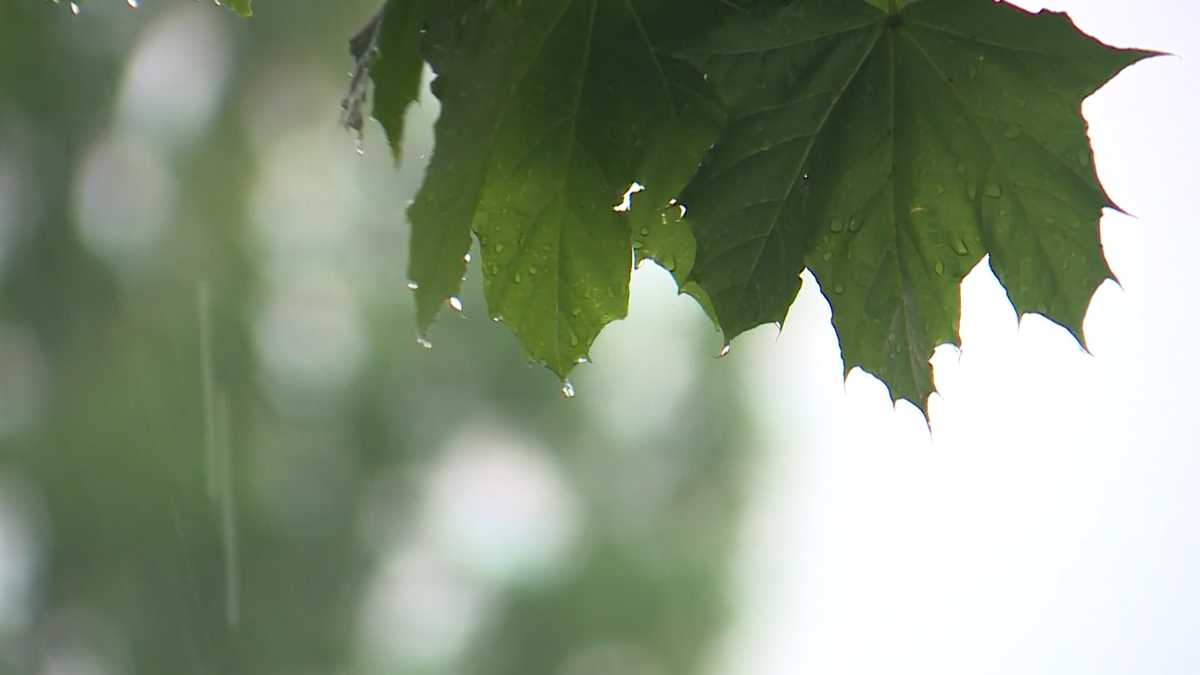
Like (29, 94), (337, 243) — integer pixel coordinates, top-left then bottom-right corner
(560, 380), (576, 399)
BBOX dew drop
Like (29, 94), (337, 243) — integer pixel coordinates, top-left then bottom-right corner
(934, 260), (946, 277)
(571, 308), (582, 317)
(448, 296), (464, 313)
(528, 266), (537, 276)
(848, 217), (862, 233)
(1077, 150), (1089, 168)
(406, 281), (420, 290)
(952, 238), (969, 256)
(829, 219), (844, 233)
(463, 253), (472, 263)
(513, 272), (522, 284)
(569, 334), (579, 347)
(70, 2), (80, 14)
(718, 344), (732, 358)
(834, 283), (846, 295)
(560, 380), (576, 399)
(494, 243), (505, 253)
(416, 336), (433, 350)
(127, 0), (139, 7)
(984, 183), (1003, 198)
(640, 227), (651, 237)
(491, 315), (503, 323)
(935, 184), (946, 196)
(822, 250), (833, 262)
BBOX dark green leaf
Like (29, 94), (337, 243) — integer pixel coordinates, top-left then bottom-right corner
(343, 2), (424, 160)
(679, 0), (1154, 410)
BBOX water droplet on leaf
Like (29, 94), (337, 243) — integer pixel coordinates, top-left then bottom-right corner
(560, 380), (576, 399)
(984, 183), (1003, 198)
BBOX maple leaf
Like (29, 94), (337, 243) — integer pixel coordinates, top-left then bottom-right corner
(347, 0), (1154, 405)
(677, 0), (1155, 411)
(341, 3), (422, 161)
(399, 0), (725, 379)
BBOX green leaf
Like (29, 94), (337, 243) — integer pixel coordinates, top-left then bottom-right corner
(220, 0), (252, 18)
(678, 0), (1154, 411)
(343, 1), (424, 161)
(409, 0), (725, 378)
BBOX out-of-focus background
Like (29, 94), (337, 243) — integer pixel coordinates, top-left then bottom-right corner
(0, 1), (1196, 675)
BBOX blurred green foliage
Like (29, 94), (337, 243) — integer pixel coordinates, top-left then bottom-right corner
(0, 1), (756, 674)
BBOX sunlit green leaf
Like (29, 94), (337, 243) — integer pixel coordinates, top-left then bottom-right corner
(408, 0), (725, 378)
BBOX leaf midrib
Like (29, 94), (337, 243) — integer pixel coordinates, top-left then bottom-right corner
(713, 22), (885, 332)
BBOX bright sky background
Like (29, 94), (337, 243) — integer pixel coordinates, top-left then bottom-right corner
(699, 2), (1200, 674)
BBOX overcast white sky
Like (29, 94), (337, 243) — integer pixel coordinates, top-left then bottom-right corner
(699, 2), (1200, 674)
